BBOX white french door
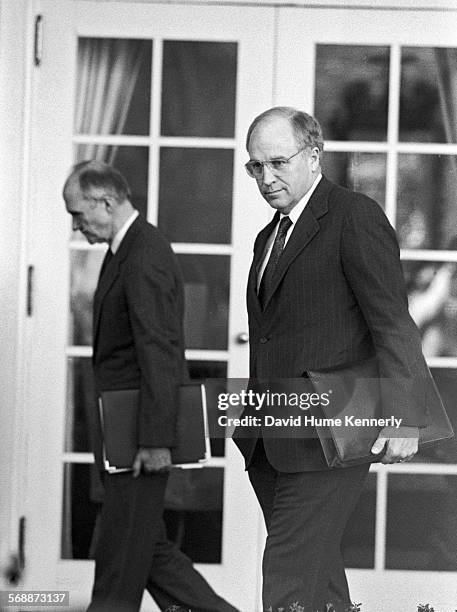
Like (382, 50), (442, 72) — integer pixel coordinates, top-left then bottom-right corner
(276, 7), (457, 610)
(23, 1), (274, 609)
(19, 2), (457, 610)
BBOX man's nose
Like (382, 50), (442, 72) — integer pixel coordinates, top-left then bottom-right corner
(72, 218), (80, 231)
(261, 163), (276, 185)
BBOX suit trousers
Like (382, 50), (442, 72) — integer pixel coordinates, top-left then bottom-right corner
(87, 471), (238, 612)
(248, 440), (369, 612)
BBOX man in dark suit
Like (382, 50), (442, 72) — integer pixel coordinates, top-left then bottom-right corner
(63, 161), (238, 612)
(236, 107), (432, 611)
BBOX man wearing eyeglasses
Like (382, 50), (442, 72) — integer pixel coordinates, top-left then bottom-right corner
(235, 107), (431, 611)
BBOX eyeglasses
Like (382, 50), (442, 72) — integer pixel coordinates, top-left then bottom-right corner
(245, 148), (306, 179)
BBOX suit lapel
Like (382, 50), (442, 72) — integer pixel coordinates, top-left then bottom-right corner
(93, 215), (143, 351)
(261, 176), (333, 312)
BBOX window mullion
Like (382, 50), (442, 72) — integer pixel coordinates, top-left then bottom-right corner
(385, 44), (401, 227)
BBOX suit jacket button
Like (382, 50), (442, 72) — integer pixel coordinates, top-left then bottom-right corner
(260, 337), (269, 344)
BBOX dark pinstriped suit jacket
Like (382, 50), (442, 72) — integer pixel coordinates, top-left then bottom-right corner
(235, 175), (431, 472)
(90, 215), (187, 471)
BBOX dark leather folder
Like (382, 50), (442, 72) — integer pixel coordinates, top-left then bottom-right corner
(98, 384), (211, 473)
(307, 358), (454, 468)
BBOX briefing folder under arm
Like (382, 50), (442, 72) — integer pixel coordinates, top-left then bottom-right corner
(307, 358), (454, 468)
(98, 383), (211, 473)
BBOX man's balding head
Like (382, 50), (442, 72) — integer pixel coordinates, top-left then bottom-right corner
(246, 107), (324, 154)
(63, 161), (134, 244)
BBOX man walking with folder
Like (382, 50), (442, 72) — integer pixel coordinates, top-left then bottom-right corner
(235, 107), (443, 611)
(63, 161), (238, 612)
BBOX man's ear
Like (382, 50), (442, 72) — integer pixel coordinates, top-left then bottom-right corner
(310, 147), (320, 170)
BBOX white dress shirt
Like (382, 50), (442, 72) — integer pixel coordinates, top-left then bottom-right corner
(110, 209), (139, 254)
(257, 173), (322, 290)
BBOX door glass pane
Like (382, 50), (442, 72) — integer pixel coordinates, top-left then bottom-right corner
(386, 474), (457, 570)
(75, 145), (149, 218)
(69, 249), (105, 345)
(65, 357), (95, 453)
(61, 463), (100, 560)
(315, 45), (389, 141)
(63, 359), (228, 560)
(178, 255), (230, 350)
(188, 361), (227, 380)
(188, 361), (228, 457)
(62, 464), (224, 564)
(161, 41), (237, 138)
(323, 152), (386, 208)
(76, 38), (152, 136)
(164, 467), (224, 563)
(396, 154), (457, 250)
(342, 472), (376, 569)
(403, 260), (457, 358)
(399, 47), (457, 143)
(158, 148), (233, 244)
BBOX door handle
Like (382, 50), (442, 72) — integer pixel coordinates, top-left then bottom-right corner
(236, 332), (249, 344)
(4, 516), (25, 585)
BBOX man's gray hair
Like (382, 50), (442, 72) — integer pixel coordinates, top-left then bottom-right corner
(63, 160), (131, 202)
(246, 106), (324, 154)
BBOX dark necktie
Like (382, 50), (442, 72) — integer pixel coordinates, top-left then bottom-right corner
(258, 216), (292, 309)
(98, 247), (113, 284)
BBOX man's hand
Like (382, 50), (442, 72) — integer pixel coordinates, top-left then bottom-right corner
(132, 447), (172, 477)
(371, 426), (419, 464)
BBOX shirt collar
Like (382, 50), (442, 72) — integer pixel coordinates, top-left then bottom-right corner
(280, 173), (322, 224)
(110, 210), (139, 254)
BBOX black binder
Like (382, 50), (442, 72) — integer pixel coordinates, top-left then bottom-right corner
(98, 384), (211, 472)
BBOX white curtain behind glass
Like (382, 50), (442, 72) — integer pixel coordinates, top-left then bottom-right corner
(75, 38), (146, 163)
(435, 48), (457, 144)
